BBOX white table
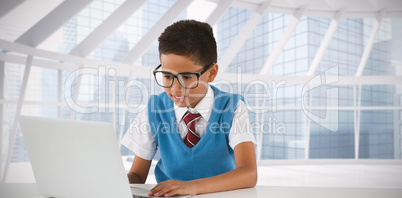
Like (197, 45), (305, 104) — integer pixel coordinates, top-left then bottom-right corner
(1, 183), (401, 198)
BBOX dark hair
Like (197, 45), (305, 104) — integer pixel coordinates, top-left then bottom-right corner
(158, 19), (217, 67)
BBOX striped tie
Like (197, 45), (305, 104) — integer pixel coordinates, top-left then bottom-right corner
(183, 111), (202, 148)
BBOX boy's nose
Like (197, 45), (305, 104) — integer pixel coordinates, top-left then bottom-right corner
(171, 79), (184, 92)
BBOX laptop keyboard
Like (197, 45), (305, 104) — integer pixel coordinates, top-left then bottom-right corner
(131, 186), (154, 198)
(132, 195), (151, 198)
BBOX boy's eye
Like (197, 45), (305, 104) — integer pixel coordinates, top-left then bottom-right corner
(163, 75), (172, 79)
(181, 75), (193, 80)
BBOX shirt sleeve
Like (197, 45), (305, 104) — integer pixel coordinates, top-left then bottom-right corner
(228, 100), (257, 150)
(120, 107), (157, 160)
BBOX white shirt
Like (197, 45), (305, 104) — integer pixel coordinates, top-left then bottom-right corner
(121, 85), (256, 160)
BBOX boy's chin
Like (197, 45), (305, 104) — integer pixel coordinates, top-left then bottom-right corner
(174, 101), (190, 108)
(169, 96), (197, 108)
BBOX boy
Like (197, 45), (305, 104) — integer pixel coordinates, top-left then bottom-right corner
(121, 20), (257, 197)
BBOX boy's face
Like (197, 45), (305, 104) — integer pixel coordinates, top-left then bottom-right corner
(160, 54), (218, 108)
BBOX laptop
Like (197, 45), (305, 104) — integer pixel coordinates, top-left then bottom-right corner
(18, 116), (190, 198)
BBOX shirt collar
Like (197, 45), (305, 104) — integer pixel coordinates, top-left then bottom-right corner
(174, 85), (214, 121)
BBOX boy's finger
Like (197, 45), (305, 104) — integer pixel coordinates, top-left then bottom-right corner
(149, 184), (164, 195)
(164, 189), (180, 197)
(156, 185), (177, 197)
(157, 185), (174, 197)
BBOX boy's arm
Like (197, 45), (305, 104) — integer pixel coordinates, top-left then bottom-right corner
(148, 141), (257, 197)
(127, 155), (152, 184)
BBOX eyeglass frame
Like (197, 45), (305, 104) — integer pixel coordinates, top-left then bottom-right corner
(153, 63), (215, 89)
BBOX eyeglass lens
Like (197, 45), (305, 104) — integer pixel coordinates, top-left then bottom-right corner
(154, 72), (199, 88)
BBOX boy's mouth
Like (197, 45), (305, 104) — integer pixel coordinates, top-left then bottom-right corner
(172, 95), (186, 103)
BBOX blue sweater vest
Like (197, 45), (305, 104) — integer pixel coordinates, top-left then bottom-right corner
(147, 85), (244, 183)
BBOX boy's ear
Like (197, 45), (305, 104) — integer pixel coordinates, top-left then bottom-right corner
(207, 64), (219, 82)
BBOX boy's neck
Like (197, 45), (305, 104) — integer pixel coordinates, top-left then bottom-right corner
(181, 85), (211, 109)
(188, 92), (207, 109)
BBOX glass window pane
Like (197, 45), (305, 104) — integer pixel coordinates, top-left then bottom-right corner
(309, 110), (355, 159)
(359, 110), (394, 159)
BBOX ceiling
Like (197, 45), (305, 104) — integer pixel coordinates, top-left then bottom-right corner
(0, 0), (401, 79)
(209, 0), (402, 18)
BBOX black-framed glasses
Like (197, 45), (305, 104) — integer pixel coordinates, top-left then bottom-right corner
(153, 63), (214, 89)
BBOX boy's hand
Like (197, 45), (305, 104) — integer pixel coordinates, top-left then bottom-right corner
(148, 180), (197, 197)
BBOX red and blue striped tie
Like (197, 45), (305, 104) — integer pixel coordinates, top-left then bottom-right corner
(183, 111), (202, 148)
